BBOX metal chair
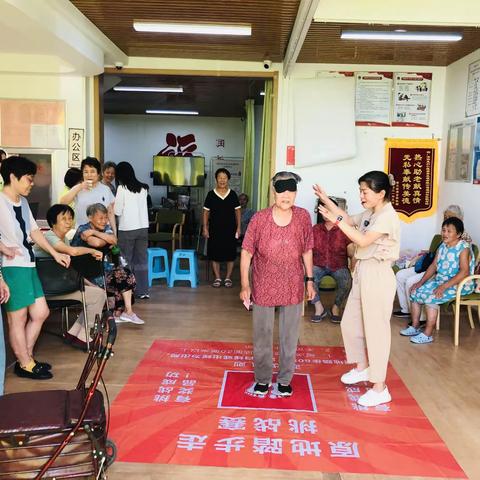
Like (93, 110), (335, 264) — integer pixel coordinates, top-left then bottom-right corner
(148, 209), (185, 251)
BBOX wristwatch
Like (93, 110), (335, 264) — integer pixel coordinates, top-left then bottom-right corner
(305, 276), (314, 283)
(334, 215), (343, 226)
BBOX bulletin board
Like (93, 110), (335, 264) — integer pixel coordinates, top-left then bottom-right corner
(0, 99), (66, 149)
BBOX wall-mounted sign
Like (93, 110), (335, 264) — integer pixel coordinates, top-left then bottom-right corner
(355, 72), (393, 126)
(466, 59), (480, 117)
(68, 128), (84, 168)
(392, 73), (431, 127)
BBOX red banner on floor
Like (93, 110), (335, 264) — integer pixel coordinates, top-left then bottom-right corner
(109, 340), (465, 478)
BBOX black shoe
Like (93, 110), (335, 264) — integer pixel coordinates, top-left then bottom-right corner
(34, 359), (52, 371)
(253, 382), (270, 395)
(277, 383), (293, 397)
(393, 310), (411, 318)
(329, 309), (342, 324)
(14, 362), (53, 380)
(408, 320), (427, 327)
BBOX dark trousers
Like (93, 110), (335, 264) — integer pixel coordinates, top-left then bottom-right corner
(311, 265), (352, 307)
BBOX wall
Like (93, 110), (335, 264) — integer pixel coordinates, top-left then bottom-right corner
(440, 47), (480, 246)
(275, 63), (447, 251)
(0, 72), (88, 203)
(104, 114), (245, 204)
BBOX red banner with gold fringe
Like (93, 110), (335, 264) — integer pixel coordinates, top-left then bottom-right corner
(385, 138), (438, 223)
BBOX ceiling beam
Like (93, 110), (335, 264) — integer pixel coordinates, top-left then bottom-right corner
(283, 0), (321, 78)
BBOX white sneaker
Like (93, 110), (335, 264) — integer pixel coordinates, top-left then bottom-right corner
(357, 387), (391, 407)
(114, 315), (128, 324)
(120, 312), (145, 325)
(340, 367), (369, 385)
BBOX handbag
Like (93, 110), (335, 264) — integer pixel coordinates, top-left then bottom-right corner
(414, 251), (436, 274)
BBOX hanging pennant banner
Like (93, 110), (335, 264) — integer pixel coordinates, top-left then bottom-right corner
(385, 138), (438, 223)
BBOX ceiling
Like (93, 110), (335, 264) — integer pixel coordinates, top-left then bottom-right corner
(71, 0), (480, 66)
(70, 0), (300, 62)
(298, 23), (480, 66)
(103, 74), (265, 117)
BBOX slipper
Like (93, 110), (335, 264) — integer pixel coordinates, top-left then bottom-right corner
(400, 325), (422, 336)
(212, 278), (222, 288)
(224, 278), (233, 288)
(310, 310), (327, 323)
(410, 332), (433, 344)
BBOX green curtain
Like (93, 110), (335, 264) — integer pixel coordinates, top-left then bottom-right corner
(257, 79), (273, 210)
(242, 99), (255, 199)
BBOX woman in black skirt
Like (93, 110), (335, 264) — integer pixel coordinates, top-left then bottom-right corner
(203, 168), (241, 287)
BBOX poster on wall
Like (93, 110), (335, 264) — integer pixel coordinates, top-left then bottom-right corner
(385, 138), (438, 223)
(0, 99), (65, 149)
(68, 128), (84, 168)
(210, 156), (243, 193)
(465, 59), (480, 117)
(392, 73), (431, 127)
(445, 121), (475, 182)
(473, 117), (480, 184)
(355, 72), (393, 126)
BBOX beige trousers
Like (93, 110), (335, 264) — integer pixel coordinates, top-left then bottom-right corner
(48, 285), (106, 329)
(340, 258), (396, 383)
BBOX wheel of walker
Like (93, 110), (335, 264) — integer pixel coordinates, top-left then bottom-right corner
(105, 438), (117, 467)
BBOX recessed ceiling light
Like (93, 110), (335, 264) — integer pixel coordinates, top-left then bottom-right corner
(146, 109), (199, 115)
(134, 21), (252, 36)
(114, 86), (183, 93)
(341, 30), (462, 42)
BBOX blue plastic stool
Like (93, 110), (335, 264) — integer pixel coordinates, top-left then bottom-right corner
(148, 248), (170, 287)
(168, 249), (198, 288)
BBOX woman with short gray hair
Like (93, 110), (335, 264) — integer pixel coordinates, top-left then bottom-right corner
(71, 203), (143, 325)
(240, 171), (315, 398)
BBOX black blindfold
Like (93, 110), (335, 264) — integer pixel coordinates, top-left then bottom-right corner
(274, 178), (297, 193)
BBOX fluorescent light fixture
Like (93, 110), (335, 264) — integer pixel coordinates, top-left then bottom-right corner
(146, 109), (199, 115)
(134, 21), (251, 36)
(114, 86), (183, 93)
(260, 91), (265, 96)
(341, 30), (462, 42)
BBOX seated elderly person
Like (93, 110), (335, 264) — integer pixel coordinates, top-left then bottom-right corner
(393, 204), (471, 322)
(311, 198), (354, 323)
(401, 217), (475, 344)
(71, 203), (143, 325)
(239, 192), (255, 241)
(34, 204), (105, 350)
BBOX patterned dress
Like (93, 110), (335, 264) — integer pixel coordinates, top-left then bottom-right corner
(410, 240), (475, 306)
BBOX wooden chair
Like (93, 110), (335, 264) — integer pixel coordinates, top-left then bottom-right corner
(436, 244), (479, 346)
(148, 209), (185, 251)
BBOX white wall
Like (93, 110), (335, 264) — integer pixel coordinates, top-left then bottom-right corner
(0, 72), (88, 203)
(275, 63), (447, 251)
(104, 114), (245, 204)
(440, 48), (480, 246)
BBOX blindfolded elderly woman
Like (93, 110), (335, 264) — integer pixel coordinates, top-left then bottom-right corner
(240, 171), (315, 398)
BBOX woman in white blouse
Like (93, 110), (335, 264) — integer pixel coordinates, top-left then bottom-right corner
(114, 162), (150, 299)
